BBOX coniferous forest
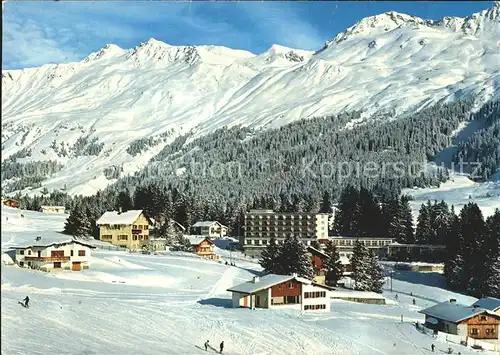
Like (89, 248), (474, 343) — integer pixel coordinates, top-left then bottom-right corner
(5, 99), (500, 298)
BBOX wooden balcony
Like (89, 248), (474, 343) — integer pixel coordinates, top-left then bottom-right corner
(24, 256), (70, 262)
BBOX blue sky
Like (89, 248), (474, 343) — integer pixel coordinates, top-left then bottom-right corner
(2, 1), (494, 69)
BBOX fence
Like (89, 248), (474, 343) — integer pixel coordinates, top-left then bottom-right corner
(435, 330), (499, 352)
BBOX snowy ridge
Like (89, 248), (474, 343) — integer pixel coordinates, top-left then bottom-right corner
(2, 2), (500, 195)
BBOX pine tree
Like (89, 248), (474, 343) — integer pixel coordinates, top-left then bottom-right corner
(400, 196), (415, 244)
(319, 191), (331, 214)
(323, 240), (343, 286)
(459, 202), (486, 295)
(358, 187), (382, 236)
(116, 189), (133, 212)
(64, 202), (92, 237)
(367, 250), (385, 293)
(280, 235), (314, 279)
(333, 186), (360, 235)
(350, 240), (371, 291)
(481, 209), (500, 296)
(415, 202), (432, 244)
(259, 237), (282, 274)
(484, 254), (500, 298)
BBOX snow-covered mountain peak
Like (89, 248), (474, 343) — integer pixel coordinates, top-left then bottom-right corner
(332, 11), (429, 44)
(261, 44), (313, 64)
(84, 44), (125, 63)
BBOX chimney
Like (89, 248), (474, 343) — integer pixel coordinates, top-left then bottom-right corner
(252, 276), (260, 283)
(118, 207), (122, 214)
(450, 299), (456, 303)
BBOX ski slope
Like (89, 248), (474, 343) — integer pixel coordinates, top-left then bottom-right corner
(2, 3), (499, 196)
(2, 205), (496, 355)
(403, 173), (500, 220)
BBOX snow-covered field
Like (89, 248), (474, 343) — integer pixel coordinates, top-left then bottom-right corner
(2, 205), (496, 355)
(403, 173), (500, 220)
(2, 3), (499, 195)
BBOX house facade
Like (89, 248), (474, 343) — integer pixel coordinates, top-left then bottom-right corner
(387, 243), (446, 262)
(186, 236), (217, 259)
(12, 236), (94, 272)
(190, 221), (228, 238)
(227, 274), (331, 312)
(40, 205), (66, 214)
(243, 209), (329, 257)
(2, 198), (19, 208)
(307, 246), (351, 285)
(420, 300), (500, 345)
(96, 209), (152, 250)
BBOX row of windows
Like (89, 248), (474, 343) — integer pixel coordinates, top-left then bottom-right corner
(304, 291), (326, 299)
(277, 282), (296, 290)
(304, 304), (326, 310)
(333, 240), (392, 246)
(20, 249), (85, 256)
(247, 215), (314, 219)
(245, 239), (318, 246)
(470, 328), (496, 335)
(132, 225), (149, 230)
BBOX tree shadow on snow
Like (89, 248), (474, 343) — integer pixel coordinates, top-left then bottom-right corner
(198, 297), (233, 308)
(233, 265), (264, 277)
(391, 271), (447, 290)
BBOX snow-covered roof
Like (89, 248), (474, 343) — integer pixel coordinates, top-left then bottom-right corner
(40, 205), (65, 209)
(184, 235), (213, 246)
(191, 221), (227, 228)
(96, 210), (145, 225)
(10, 233), (95, 249)
(227, 274), (316, 295)
(419, 301), (498, 323)
(472, 297), (500, 311)
(307, 246), (328, 258)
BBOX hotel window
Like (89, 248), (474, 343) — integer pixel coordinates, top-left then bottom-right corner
(78, 250), (86, 256)
(486, 328), (495, 334)
(470, 328), (479, 335)
(133, 236), (138, 241)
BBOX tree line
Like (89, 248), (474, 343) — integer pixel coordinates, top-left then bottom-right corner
(259, 236), (385, 293)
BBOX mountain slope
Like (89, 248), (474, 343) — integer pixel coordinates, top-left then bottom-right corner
(2, 2), (500, 195)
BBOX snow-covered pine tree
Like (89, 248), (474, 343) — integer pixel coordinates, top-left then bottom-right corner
(281, 235), (314, 279)
(485, 254), (500, 298)
(358, 187), (383, 236)
(350, 240), (371, 291)
(64, 202), (92, 237)
(259, 236), (281, 274)
(481, 209), (500, 296)
(415, 202), (433, 244)
(333, 186), (360, 235)
(400, 195), (415, 244)
(367, 250), (385, 293)
(164, 219), (179, 245)
(323, 240), (344, 286)
(459, 202), (486, 295)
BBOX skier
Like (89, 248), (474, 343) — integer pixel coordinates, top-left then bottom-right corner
(412, 298), (416, 305)
(23, 296), (29, 308)
(220, 341), (224, 354)
(204, 340), (209, 351)
(395, 294), (398, 300)
(431, 343), (435, 352)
